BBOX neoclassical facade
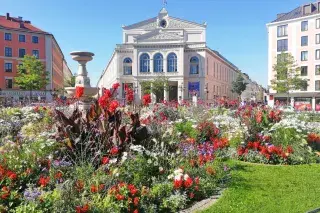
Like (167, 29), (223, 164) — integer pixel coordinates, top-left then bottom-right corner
(97, 8), (240, 103)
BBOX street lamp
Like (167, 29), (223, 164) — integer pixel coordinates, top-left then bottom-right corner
(204, 85), (209, 101)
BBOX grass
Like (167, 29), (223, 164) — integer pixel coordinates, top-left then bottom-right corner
(202, 161), (320, 213)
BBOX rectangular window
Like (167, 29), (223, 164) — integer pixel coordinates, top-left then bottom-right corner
(5, 63), (12, 72)
(301, 66), (308, 76)
(32, 50), (39, 59)
(5, 79), (13, 89)
(316, 65), (320, 75)
(301, 21), (308, 31)
(277, 39), (288, 52)
(5, 47), (12, 57)
(4, 33), (12, 41)
(316, 34), (320, 44)
(316, 80), (320, 91)
(19, 34), (26, 42)
(317, 19), (320, 29)
(316, 49), (320, 60)
(32, 36), (39, 43)
(277, 25), (288, 37)
(19, 48), (26, 58)
(301, 36), (308, 46)
(301, 51), (308, 61)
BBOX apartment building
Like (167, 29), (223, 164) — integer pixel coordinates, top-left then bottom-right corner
(0, 13), (72, 101)
(267, 1), (320, 110)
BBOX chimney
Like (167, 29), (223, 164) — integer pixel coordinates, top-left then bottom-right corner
(277, 13), (286, 19)
(6, 13), (10, 20)
(17, 16), (23, 21)
(19, 22), (24, 28)
(24, 20), (31, 24)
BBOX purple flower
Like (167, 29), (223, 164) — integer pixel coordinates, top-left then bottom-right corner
(24, 188), (42, 201)
(53, 159), (72, 168)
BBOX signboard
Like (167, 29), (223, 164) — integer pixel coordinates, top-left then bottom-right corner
(0, 90), (47, 97)
(294, 97), (312, 111)
(188, 82), (200, 96)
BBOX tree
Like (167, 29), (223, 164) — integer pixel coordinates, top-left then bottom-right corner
(139, 75), (169, 102)
(65, 73), (76, 87)
(15, 55), (49, 100)
(270, 52), (308, 104)
(232, 74), (248, 100)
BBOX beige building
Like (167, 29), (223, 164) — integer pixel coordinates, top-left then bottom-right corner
(267, 1), (320, 111)
(98, 8), (241, 104)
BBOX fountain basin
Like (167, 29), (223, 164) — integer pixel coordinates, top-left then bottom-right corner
(70, 51), (94, 62)
(65, 87), (99, 98)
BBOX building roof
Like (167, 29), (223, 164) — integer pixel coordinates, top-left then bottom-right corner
(207, 47), (239, 71)
(272, 1), (320, 23)
(0, 13), (47, 33)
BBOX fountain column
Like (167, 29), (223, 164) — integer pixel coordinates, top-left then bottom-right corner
(65, 51), (98, 111)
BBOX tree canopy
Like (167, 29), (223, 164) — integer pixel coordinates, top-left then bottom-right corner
(232, 74), (248, 97)
(270, 52), (308, 103)
(15, 55), (49, 91)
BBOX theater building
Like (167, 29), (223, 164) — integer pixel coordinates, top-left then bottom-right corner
(97, 8), (241, 104)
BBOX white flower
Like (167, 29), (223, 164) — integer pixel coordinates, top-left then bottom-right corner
(147, 159), (152, 164)
(168, 174), (174, 180)
(159, 167), (164, 172)
(183, 174), (190, 181)
(174, 175), (182, 181)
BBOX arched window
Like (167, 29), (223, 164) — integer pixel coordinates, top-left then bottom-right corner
(153, 53), (163, 72)
(190, 56), (199, 74)
(140, 53), (150, 72)
(123, 57), (132, 75)
(167, 53), (177, 72)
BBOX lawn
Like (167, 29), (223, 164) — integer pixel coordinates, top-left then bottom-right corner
(202, 161), (320, 213)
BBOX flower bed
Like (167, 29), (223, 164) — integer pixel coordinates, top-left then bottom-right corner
(0, 88), (320, 212)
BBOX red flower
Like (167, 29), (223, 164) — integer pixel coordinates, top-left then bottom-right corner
(101, 156), (110, 165)
(112, 83), (120, 90)
(195, 185), (199, 191)
(134, 197), (139, 206)
(54, 171), (63, 180)
(109, 100), (119, 113)
(75, 86), (84, 98)
(174, 179), (183, 189)
(133, 209), (139, 213)
(75, 180), (84, 192)
(253, 141), (260, 150)
(110, 147), (119, 155)
(128, 184), (138, 196)
(76, 204), (89, 213)
(116, 194), (125, 200)
(255, 110), (263, 123)
(142, 94), (151, 106)
(286, 146), (294, 154)
(1, 186), (10, 200)
(125, 87), (134, 104)
(184, 177), (193, 188)
(99, 184), (105, 192)
(38, 176), (50, 187)
(6, 171), (17, 180)
(189, 192), (195, 199)
(195, 176), (200, 185)
(91, 185), (98, 193)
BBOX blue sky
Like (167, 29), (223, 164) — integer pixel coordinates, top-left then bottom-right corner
(1, 0), (309, 87)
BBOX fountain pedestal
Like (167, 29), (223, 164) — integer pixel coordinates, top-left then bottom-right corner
(65, 51), (98, 111)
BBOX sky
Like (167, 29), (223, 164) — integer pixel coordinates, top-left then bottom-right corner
(1, 0), (310, 87)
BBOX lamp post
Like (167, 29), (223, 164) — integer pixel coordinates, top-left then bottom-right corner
(204, 85), (209, 102)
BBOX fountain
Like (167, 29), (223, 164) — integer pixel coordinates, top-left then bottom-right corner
(65, 51), (99, 111)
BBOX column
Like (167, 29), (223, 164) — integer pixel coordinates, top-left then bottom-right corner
(135, 81), (141, 105)
(312, 97), (316, 111)
(164, 82), (169, 101)
(150, 83), (156, 104)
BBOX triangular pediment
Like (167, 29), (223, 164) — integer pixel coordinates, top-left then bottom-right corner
(123, 16), (205, 30)
(134, 30), (183, 42)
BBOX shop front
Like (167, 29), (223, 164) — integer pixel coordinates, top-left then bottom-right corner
(0, 90), (49, 103)
(294, 97), (312, 111)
